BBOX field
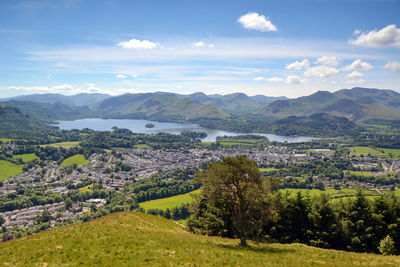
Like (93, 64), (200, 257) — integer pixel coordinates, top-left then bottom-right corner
(0, 212), (399, 266)
(134, 144), (148, 148)
(0, 138), (14, 143)
(79, 183), (95, 192)
(40, 141), (81, 149)
(60, 154), (90, 167)
(280, 188), (381, 201)
(0, 160), (23, 182)
(140, 189), (201, 211)
(348, 146), (400, 159)
(12, 153), (39, 163)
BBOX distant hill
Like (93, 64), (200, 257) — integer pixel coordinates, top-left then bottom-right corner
(94, 93), (228, 121)
(1, 93), (111, 107)
(4, 100), (92, 121)
(1, 212), (399, 266)
(259, 87), (400, 122)
(0, 104), (53, 138)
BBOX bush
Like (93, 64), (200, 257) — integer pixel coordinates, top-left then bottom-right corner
(379, 235), (396, 255)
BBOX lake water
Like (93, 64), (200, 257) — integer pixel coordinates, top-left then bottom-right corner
(55, 118), (315, 143)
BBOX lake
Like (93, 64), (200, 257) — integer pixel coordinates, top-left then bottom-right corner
(55, 118), (315, 143)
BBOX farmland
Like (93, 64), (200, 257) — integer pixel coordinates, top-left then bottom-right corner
(12, 153), (39, 163)
(60, 154), (90, 167)
(0, 160), (23, 182)
(348, 146), (400, 159)
(40, 141), (81, 149)
(139, 189), (201, 211)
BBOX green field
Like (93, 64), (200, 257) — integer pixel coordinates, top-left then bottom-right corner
(0, 160), (23, 182)
(280, 188), (380, 201)
(40, 141), (81, 149)
(134, 144), (148, 148)
(79, 183), (95, 192)
(12, 153), (39, 163)
(0, 138), (14, 143)
(348, 146), (400, 159)
(259, 167), (279, 172)
(344, 170), (375, 177)
(0, 212), (399, 266)
(60, 154), (90, 167)
(140, 189), (201, 211)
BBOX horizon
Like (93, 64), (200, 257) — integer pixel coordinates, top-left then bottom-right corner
(0, 0), (399, 98)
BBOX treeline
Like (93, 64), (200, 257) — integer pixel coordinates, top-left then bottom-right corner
(124, 168), (200, 202)
(146, 204), (190, 220)
(189, 190), (400, 255)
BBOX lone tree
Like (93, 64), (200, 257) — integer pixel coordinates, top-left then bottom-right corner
(190, 155), (276, 246)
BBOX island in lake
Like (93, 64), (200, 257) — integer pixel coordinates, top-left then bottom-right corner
(145, 123), (155, 128)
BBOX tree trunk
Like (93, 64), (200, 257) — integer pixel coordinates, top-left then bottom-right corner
(240, 236), (247, 246)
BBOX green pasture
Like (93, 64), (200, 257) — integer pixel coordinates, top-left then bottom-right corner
(60, 154), (90, 167)
(13, 153), (39, 163)
(139, 189), (201, 211)
(0, 160), (23, 182)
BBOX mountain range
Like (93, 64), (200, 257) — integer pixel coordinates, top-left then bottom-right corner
(1, 87), (399, 123)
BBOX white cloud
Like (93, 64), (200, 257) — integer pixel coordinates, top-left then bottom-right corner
(304, 66), (339, 78)
(267, 77), (284, 82)
(116, 74), (128, 79)
(315, 56), (340, 66)
(117, 38), (158, 49)
(349, 24), (400, 48)
(192, 41), (205, 48)
(346, 71), (364, 80)
(342, 59), (373, 71)
(353, 29), (361, 36)
(286, 59), (310, 70)
(346, 79), (365, 84)
(384, 61), (400, 73)
(254, 76), (264, 81)
(285, 75), (306, 84)
(131, 74), (138, 78)
(191, 41), (214, 49)
(238, 12), (277, 32)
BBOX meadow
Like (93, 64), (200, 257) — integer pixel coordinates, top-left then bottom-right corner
(40, 141), (81, 149)
(60, 154), (90, 167)
(0, 212), (399, 266)
(0, 160), (23, 182)
(12, 153), (39, 163)
(348, 146), (400, 159)
(139, 189), (201, 211)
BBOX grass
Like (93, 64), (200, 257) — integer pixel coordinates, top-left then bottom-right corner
(0, 138), (14, 143)
(280, 188), (380, 201)
(348, 146), (400, 159)
(40, 141), (81, 149)
(134, 144), (148, 148)
(259, 167), (279, 172)
(60, 154), (90, 167)
(344, 170), (375, 177)
(0, 160), (23, 182)
(79, 183), (95, 192)
(1, 212), (400, 266)
(12, 153), (39, 163)
(140, 189), (201, 211)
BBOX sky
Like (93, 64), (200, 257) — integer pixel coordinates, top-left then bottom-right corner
(0, 0), (400, 98)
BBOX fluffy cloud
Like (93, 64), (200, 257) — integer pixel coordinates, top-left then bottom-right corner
(346, 79), (365, 84)
(342, 59), (373, 71)
(267, 77), (284, 82)
(346, 71), (364, 79)
(116, 74), (128, 79)
(384, 61), (400, 73)
(315, 56), (340, 66)
(254, 76), (264, 81)
(349, 24), (400, 48)
(285, 75), (306, 84)
(238, 12), (277, 32)
(192, 41), (214, 48)
(304, 66), (339, 78)
(286, 59), (310, 70)
(117, 38), (158, 49)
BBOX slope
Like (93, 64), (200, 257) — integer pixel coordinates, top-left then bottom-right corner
(95, 93), (227, 121)
(1, 212), (399, 266)
(259, 88), (400, 122)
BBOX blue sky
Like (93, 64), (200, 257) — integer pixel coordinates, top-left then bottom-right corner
(0, 0), (400, 98)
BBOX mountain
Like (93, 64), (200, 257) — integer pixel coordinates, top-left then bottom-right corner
(1, 93), (111, 107)
(185, 92), (287, 114)
(258, 88), (400, 122)
(1, 212), (398, 266)
(94, 93), (227, 121)
(0, 104), (53, 138)
(4, 100), (91, 121)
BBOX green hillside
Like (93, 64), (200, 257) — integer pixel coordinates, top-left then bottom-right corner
(258, 88), (400, 122)
(1, 212), (399, 266)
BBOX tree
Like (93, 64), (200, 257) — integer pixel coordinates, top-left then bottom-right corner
(0, 215), (5, 226)
(190, 155), (276, 246)
(379, 235), (395, 255)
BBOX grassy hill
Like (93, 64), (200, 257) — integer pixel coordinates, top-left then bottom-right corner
(0, 160), (23, 182)
(258, 88), (400, 122)
(1, 212), (400, 266)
